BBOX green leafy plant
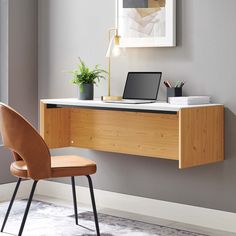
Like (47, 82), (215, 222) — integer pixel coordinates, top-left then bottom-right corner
(68, 58), (107, 92)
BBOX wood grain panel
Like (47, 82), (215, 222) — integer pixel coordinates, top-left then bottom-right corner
(179, 106), (224, 169)
(40, 102), (71, 148)
(70, 108), (179, 160)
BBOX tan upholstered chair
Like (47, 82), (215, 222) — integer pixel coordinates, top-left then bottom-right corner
(0, 103), (100, 236)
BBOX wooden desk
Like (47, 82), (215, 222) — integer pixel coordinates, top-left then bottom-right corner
(40, 99), (224, 169)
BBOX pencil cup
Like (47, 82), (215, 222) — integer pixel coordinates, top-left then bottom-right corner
(167, 87), (182, 102)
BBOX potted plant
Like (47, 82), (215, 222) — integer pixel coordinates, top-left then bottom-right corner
(68, 58), (107, 100)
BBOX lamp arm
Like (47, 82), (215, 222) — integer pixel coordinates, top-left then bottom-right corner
(106, 28), (117, 97)
(106, 27), (120, 97)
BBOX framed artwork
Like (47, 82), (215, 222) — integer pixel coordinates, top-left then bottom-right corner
(118, 0), (176, 47)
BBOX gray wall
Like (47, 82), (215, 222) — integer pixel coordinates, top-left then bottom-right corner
(38, 0), (236, 213)
(0, 0), (38, 184)
(0, 0), (9, 103)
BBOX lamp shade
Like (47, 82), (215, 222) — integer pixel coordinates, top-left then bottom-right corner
(106, 35), (121, 58)
(106, 36), (114, 58)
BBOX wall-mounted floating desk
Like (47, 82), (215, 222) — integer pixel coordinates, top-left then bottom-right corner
(40, 99), (224, 169)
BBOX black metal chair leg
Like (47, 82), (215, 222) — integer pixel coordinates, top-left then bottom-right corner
(18, 180), (38, 236)
(1, 178), (22, 232)
(71, 176), (78, 225)
(87, 175), (100, 236)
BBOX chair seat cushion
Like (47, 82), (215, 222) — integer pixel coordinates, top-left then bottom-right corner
(10, 155), (97, 179)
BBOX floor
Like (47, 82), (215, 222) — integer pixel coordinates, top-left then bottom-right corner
(20, 195), (235, 236)
(0, 199), (211, 236)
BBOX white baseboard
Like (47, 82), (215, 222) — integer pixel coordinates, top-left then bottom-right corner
(0, 180), (31, 202)
(34, 180), (236, 233)
(1, 180), (235, 233)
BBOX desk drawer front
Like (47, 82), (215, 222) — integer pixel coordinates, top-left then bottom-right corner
(70, 109), (179, 160)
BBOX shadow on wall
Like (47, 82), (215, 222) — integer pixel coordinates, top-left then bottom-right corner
(224, 108), (236, 161)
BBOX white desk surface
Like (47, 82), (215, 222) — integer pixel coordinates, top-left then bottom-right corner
(41, 98), (223, 112)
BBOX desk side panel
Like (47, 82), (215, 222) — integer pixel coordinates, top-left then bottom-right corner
(40, 102), (71, 148)
(179, 106), (224, 168)
(70, 108), (179, 160)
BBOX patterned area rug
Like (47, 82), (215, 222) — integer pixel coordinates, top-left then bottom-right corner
(0, 200), (208, 236)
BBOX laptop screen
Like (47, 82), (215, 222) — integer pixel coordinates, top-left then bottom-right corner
(123, 72), (162, 100)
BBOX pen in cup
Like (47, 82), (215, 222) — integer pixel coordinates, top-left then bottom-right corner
(164, 80), (185, 88)
(164, 81), (172, 88)
(179, 81), (185, 88)
(175, 81), (185, 88)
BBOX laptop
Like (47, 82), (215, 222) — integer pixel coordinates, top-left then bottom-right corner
(104, 72), (162, 104)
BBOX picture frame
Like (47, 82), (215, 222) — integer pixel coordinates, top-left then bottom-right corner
(118, 0), (176, 47)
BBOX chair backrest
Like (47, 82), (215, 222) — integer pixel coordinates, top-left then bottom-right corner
(0, 103), (51, 180)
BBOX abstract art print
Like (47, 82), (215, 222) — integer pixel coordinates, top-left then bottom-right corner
(118, 0), (176, 47)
